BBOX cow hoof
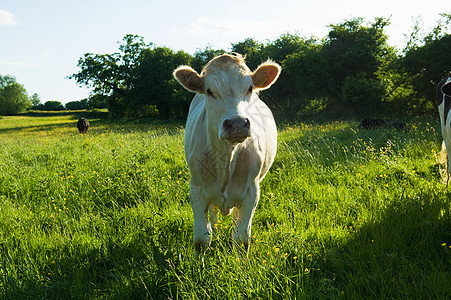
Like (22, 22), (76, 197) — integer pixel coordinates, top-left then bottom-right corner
(193, 236), (210, 261)
(232, 233), (250, 253)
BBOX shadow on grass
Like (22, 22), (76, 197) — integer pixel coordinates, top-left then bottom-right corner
(2, 183), (449, 299)
(313, 191), (451, 298)
(0, 212), (189, 299)
(21, 110), (110, 119)
(0, 113), (185, 136)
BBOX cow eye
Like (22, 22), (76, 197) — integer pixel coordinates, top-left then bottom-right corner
(247, 85), (254, 94)
(206, 88), (215, 98)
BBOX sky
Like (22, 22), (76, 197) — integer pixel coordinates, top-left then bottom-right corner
(0, 0), (448, 104)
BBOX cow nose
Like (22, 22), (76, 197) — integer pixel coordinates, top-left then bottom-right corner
(222, 117), (251, 143)
(223, 117), (250, 131)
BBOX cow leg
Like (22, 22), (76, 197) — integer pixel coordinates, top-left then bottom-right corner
(232, 184), (259, 252)
(189, 185), (211, 261)
(444, 138), (451, 189)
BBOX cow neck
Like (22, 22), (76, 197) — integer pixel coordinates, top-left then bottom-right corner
(205, 119), (235, 161)
(204, 120), (235, 189)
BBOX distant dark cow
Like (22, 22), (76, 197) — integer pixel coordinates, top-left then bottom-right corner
(77, 117), (90, 133)
(437, 75), (451, 188)
(358, 118), (407, 131)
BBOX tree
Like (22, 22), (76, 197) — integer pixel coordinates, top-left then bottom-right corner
(69, 34), (151, 116)
(71, 34), (193, 118)
(65, 99), (88, 110)
(322, 17), (395, 116)
(261, 33), (313, 63)
(44, 101), (64, 111)
(280, 42), (329, 116)
(0, 75), (31, 115)
(30, 93), (41, 108)
(130, 47), (191, 118)
(263, 34), (325, 116)
(231, 38), (264, 69)
(191, 46), (226, 73)
(398, 14), (451, 116)
(87, 94), (109, 109)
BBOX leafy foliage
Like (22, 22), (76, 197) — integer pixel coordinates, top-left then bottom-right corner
(69, 15), (451, 119)
(129, 47), (191, 118)
(0, 75), (31, 115)
(65, 99), (88, 110)
(69, 34), (191, 118)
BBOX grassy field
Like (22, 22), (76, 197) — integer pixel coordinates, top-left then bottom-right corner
(0, 114), (449, 299)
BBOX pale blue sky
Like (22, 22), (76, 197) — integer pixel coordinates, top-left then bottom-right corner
(0, 0), (448, 104)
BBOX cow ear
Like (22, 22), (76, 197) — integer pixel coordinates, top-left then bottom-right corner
(251, 61), (281, 90)
(173, 66), (204, 93)
(443, 81), (451, 97)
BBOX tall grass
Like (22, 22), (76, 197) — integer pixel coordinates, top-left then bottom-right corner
(0, 115), (449, 299)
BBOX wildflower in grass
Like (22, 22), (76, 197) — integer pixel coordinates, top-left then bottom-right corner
(441, 242), (446, 247)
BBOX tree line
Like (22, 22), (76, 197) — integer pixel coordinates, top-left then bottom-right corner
(0, 78), (107, 115)
(2, 15), (450, 119)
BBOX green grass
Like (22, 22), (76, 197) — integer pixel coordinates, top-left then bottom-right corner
(0, 114), (449, 299)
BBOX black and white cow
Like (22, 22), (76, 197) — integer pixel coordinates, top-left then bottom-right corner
(443, 78), (451, 97)
(437, 75), (451, 187)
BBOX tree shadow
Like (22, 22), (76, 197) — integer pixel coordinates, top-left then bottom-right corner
(0, 115), (185, 136)
(0, 212), (188, 299)
(312, 191), (450, 298)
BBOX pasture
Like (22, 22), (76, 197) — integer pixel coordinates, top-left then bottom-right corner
(0, 114), (449, 299)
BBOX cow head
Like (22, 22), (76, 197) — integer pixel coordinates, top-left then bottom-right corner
(443, 79), (451, 97)
(174, 54), (281, 144)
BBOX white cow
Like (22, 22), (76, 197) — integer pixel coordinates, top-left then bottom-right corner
(437, 75), (451, 188)
(173, 54), (281, 260)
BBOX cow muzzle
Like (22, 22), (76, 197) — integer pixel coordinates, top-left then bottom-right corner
(221, 117), (251, 144)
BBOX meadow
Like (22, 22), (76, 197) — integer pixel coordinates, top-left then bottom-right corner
(0, 113), (449, 299)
